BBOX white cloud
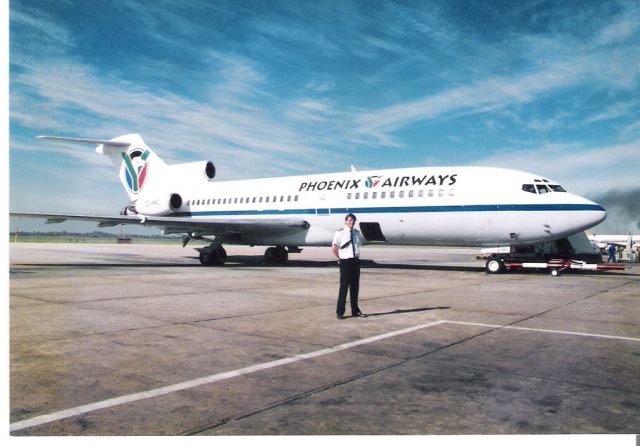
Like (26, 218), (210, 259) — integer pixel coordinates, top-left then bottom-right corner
(474, 140), (640, 196)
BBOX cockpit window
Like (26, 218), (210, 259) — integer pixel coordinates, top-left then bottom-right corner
(536, 184), (550, 194)
(522, 184), (536, 194)
(548, 184), (566, 192)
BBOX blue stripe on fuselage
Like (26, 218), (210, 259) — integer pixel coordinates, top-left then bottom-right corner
(172, 203), (604, 218)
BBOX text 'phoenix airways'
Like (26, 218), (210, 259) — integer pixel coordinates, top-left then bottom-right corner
(298, 174), (458, 192)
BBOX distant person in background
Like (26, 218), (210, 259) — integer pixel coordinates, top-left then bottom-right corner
(607, 244), (617, 263)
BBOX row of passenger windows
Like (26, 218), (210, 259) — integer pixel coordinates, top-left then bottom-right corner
(187, 189), (456, 207)
(347, 189), (455, 200)
(187, 195), (300, 207)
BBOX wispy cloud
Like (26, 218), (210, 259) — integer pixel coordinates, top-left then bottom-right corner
(474, 140), (640, 196)
(9, 0), (640, 234)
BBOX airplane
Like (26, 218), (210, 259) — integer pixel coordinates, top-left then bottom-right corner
(10, 134), (608, 273)
(587, 233), (639, 251)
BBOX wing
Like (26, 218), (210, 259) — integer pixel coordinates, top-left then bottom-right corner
(10, 212), (310, 239)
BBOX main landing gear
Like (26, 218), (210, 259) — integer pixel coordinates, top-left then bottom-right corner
(263, 246), (289, 265)
(196, 243), (294, 266)
(198, 244), (227, 266)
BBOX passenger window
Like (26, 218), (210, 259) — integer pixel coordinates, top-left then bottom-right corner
(428, 190), (433, 197)
(265, 196), (270, 203)
(355, 192), (360, 199)
(438, 189), (444, 197)
(372, 192), (377, 199)
(363, 192), (368, 199)
(449, 189), (455, 196)
(399, 191), (405, 198)
(381, 192), (386, 199)
(390, 191), (395, 198)
(294, 195), (299, 202)
(418, 190), (424, 198)
(347, 193), (352, 200)
(409, 190), (414, 198)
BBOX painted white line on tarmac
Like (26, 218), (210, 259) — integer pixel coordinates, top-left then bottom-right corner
(443, 320), (640, 342)
(13, 318), (639, 432)
(10, 319), (447, 432)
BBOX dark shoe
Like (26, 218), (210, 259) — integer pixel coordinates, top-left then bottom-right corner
(352, 312), (367, 318)
(337, 314), (345, 320)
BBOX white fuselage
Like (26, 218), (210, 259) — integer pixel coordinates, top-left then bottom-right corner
(149, 166), (606, 248)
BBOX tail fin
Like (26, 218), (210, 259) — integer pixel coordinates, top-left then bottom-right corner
(38, 134), (167, 200)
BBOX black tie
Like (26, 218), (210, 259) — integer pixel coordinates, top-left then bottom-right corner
(351, 230), (356, 258)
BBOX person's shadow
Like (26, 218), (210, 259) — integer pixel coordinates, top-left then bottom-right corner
(358, 306), (451, 318)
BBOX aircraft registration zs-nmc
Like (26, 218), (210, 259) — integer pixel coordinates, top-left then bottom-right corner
(11, 134), (607, 272)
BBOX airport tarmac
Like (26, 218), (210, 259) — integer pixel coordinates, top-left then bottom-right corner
(8, 242), (640, 435)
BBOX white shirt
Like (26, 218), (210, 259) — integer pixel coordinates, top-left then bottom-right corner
(332, 227), (362, 259)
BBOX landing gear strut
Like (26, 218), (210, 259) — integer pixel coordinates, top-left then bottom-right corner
(264, 246), (288, 265)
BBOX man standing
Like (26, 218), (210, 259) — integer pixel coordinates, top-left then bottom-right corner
(607, 244), (617, 263)
(332, 213), (366, 319)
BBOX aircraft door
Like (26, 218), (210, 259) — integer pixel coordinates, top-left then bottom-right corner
(359, 222), (387, 242)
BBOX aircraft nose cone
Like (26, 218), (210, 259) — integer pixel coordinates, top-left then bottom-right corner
(583, 197), (607, 228)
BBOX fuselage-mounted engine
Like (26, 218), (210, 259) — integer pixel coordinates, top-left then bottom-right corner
(120, 193), (183, 216)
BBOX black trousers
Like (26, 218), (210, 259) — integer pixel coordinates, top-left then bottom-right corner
(337, 258), (360, 316)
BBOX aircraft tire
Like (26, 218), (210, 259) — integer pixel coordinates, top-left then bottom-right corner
(264, 247), (288, 265)
(199, 247), (226, 266)
(199, 251), (211, 265)
(212, 247), (227, 266)
(485, 257), (505, 274)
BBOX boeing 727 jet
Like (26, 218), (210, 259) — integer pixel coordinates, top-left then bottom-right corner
(11, 134), (607, 272)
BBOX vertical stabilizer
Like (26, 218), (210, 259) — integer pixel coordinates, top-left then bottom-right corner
(37, 134), (168, 200)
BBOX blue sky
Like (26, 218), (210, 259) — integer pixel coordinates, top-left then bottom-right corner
(8, 0), (640, 234)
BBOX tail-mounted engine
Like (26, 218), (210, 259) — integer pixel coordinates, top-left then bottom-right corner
(120, 193), (183, 216)
(169, 161), (215, 181)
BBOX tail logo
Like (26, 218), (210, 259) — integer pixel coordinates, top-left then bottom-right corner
(121, 148), (150, 194)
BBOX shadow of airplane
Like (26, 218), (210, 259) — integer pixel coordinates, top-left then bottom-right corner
(10, 256), (638, 276)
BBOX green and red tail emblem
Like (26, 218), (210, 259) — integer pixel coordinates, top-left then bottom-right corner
(122, 148), (150, 194)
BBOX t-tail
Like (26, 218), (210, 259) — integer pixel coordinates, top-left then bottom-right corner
(37, 134), (216, 216)
(38, 134), (168, 201)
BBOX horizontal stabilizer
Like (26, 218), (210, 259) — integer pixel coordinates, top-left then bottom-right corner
(37, 136), (131, 147)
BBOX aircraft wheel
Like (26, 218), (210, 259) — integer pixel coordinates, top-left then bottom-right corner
(212, 247), (227, 265)
(550, 268), (560, 277)
(199, 251), (211, 265)
(264, 247), (288, 265)
(200, 247), (226, 266)
(485, 257), (505, 274)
